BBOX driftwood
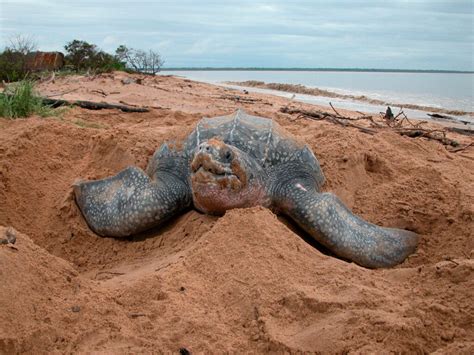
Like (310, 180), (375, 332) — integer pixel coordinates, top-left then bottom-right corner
(45, 87), (80, 98)
(280, 105), (377, 134)
(280, 105), (474, 151)
(42, 98), (149, 112)
(447, 142), (473, 153)
(428, 113), (455, 120)
(394, 128), (459, 147)
(448, 127), (474, 136)
(91, 89), (108, 97)
(219, 94), (272, 105)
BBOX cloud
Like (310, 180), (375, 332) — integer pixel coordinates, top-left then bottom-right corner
(0, 0), (472, 70)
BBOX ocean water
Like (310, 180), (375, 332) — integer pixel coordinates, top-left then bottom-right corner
(159, 70), (474, 122)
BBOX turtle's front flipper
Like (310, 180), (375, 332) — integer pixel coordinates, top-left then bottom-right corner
(272, 183), (418, 268)
(74, 160), (191, 237)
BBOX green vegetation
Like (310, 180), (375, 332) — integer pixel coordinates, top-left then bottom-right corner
(64, 40), (126, 73)
(0, 49), (26, 81)
(63, 41), (164, 74)
(0, 35), (37, 81)
(0, 34), (165, 82)
(0, 80), (61, 119)
(115, 45), (164, 75)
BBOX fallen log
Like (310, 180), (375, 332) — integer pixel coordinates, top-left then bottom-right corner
(428, 113), (455, 120)
(280, 105), (470, 150)
(280, 106), (377, 134)
(448, 127), (474, 136)
(42, 98), (149, 112)
(219, 94), (263, 104)
(447, 142), (473, 153)
(395, 128), (459, 147)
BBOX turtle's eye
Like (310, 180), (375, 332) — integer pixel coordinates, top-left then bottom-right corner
(225, 151), (232, 161)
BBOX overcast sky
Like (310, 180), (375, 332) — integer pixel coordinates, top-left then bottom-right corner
(1, 0), (473, 70)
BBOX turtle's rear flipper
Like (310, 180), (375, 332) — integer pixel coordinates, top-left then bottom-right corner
(74, 166), (191, 237)
(274, 185), (418, 268)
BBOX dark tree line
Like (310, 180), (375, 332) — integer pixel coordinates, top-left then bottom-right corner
(63, 40), (164, 74)
(0, 35), (165, 82)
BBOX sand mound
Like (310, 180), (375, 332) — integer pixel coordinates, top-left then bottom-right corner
(0, 73), (473, 352)
(1, 209), (472, 353)
(0, 227), (141, 353)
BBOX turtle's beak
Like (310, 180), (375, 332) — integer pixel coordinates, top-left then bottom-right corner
(190, 139), (247, 190)
(192, 139), (234, 171)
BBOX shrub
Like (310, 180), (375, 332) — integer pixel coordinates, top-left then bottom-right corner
(0, 49), (27, 82)
(64, 40), (127, 73)
(0, 80), (59, 119)
(0, 34), (38, 82)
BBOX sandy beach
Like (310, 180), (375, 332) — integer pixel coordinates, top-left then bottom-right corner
(1, 72), (473, 353)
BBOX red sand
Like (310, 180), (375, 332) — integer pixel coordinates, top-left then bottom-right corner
(0, 72), (473, 353)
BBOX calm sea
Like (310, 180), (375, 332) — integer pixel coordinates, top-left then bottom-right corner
(159, 70), (473, 122)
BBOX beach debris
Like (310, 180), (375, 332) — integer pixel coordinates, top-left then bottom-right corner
(395, 128), (459, 147)
(382, 107), (424, 128)
(121, 77), (135, 85)
(41, 97), (149, 113)
(91, 89), (108, 97)
(384, 106), (394, 121)
(45, 87), (80, 97)
(280, 105), (377, 135)
(0, 227), (17, 245)
(39, 71), (56, 84)
(447, 142), (473, 153)
(280, 105), (467, 150)
(218, 94), (271, 105)
(428, 113), (456, 121)
(121, 77), (143, 85)
(448, 127), (474, 136)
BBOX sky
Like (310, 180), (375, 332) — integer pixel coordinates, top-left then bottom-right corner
(0, 0), (473, 70)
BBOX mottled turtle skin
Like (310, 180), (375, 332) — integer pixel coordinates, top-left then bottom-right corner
(74, 110), (418, 268)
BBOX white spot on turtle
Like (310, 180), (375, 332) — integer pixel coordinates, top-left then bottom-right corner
(295, 183), (307, 192)
(126, 186), (135, 200)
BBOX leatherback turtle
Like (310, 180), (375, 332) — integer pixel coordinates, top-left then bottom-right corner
(74, 110), (418, 268)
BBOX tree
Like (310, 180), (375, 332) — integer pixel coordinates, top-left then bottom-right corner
(115, 45), (164, 74)
(8, 34), (37, 55)
(115, 45), (129, 62)
(0, 49), (25, 81)
(64, 40), (125, 72)
(64, 40), (97, 71)
(144, 49), (164, 75)
(0, 34), (38, 81)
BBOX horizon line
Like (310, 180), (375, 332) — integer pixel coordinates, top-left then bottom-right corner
(161, 67), (473, 74)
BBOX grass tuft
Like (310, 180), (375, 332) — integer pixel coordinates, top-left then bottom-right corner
(0, 80), (62, 119)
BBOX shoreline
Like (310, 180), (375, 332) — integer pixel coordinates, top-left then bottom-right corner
(156, 71), (473, 126)
(226, 80), (474, 121)
(161, 67), (474, 74)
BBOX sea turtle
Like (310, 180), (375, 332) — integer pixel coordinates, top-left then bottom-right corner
(74, 109), (418, 268)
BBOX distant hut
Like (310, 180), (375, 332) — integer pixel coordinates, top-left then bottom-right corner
(25, 51), (65, 72)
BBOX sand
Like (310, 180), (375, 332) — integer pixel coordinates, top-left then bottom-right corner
(0, 72), (473, 353)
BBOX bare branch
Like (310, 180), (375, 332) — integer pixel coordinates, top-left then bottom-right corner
(8, 34), (37, 55)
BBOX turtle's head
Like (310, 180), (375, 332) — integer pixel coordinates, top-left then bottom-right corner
(190, 138), (266, 214)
